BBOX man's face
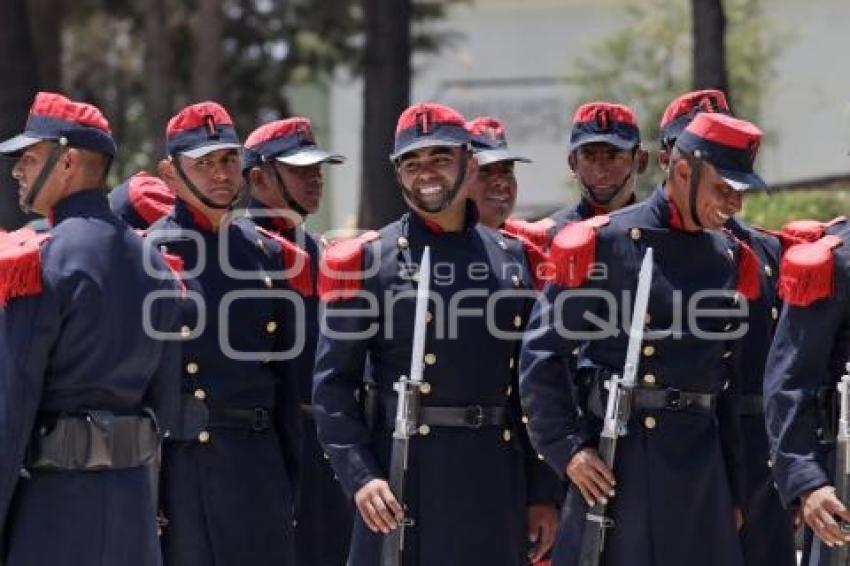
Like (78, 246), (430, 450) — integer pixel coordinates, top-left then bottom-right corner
(571, 142), (638, 205)
(176, 148), (242, 208)
(674, 158), (743, 230)
(269, 162), (324, 214)
(11, 141), (64, 214)
(396, 146), (470, 214)
(468, 160), (517, 228)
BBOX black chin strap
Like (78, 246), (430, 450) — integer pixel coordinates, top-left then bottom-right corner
(580, 168), (634, 207)
(171, 157), (237, 211)
(21, 142), (67, 214)
(269, 163), (309, 218)
(685, 152), (704, 229)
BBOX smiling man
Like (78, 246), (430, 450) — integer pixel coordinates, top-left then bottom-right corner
(312, 102), (560, 566)
(465, 116), (531, 230)
(519, 112), (768, 566)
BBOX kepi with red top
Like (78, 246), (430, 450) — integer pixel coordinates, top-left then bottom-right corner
(166, 101), (241, 159)
(465, 116), (531, 165)
(659, 89), (730, 148)
(242, 117), (345, 173)
(675, 112), (766, 191)
(390, 102), (470, 161)
(0, 91), (116, 157)
(569, 101), (640, 152)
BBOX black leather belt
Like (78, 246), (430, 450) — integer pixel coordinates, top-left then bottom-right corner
(27, 411), (159, 471)
(207, 407), (274, 432)
(588, 384), (717, 418)
(383, 404), (508, 430)
(738, 394), (764, 416)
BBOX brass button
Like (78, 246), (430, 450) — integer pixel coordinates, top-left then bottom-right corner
(397, 236), (409, 249)
(266, 321), (278, 333)
(571, 347), (580, 356)
(642, 345), (655, 357)
(256, 238), (264, 249)
(644, 313), (651, 325)
(502, 429), (512, 442)
(537, 453), (545, 461)
(727, 248), (735, 260)
(509, 357), (515, 369)
(323, 453), (330, 461)
(764, 264), (773, 277)
(419, 382), (432, 395)
(506, 385), (513, 397)
(186, 362), (199, 375)
(722, 380), (730, 391)
(418, 424), (431, 436)
(513, 315), (523, 328)
(424, 353), (437, 365)
(263, 275), (273, 288)
(511, 274), (521, 287)
(411, 271), (420, 282)
(722, 350), (733, 359)
(193, 388), (207, 401)
(521, 415), (530, 424)
(180, 325), (191, 338)
(425, 311), (433, 323)
(629, 227), (642, 241)
(723, 322), (733, 331)
(498, 240), (508, 250)
(771, 307), (779, 320)
(643, 416), (657, 429)
(642, 373), (656, 385)
(198, 430), (210, 443)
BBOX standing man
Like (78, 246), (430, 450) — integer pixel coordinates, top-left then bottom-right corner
(659, 89), (796, 566)
(0, 92), (181, 565)
(465, 116), (531, 230)
(151, 101), (309, 566)
(313, 102), (560, 566)
(242, 117), (353, 566)
(520, 112), (768, 566)
(504, 102), (648, 250)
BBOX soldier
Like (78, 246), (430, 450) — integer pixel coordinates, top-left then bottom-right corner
(465, 116), (531, 230)
(312, 102), (560, 565)
(519, 112), (769, 566)
(659, 89), (796, 566)
(150, 101), (309, 566)
(109, 171), (175, 230)
(242, 117), (352, 566)
(0, 92), (180, 565)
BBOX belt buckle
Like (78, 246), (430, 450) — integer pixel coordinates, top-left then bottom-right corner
(464, 405), (484, 429)
(252, 408), (270, 431)
(666, 388), (685, 411)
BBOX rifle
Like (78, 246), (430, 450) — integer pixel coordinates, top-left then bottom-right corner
(381, 246), (431, 566)
(578, 247), (654, 566)
(832, 364), (850, 566)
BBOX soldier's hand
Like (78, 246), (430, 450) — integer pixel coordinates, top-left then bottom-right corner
(734, 508), (744, 531)
(354, 478), (405, 534)
(565, 448), (616, 507)
(526, 503), (558, 562)
(800, 485), (850, 547)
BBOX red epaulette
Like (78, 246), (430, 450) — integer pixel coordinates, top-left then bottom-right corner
(779, 216), (847, 246)
(318, 230), (380, 301)
(549, 215), (610, 288)
(256, 226), (314, 297)
(778, 235), (843, 307)
(0, 228), (50, 307)
(129, 172), (175, 225)
(735, 239), (762, 301)
(503, 217), (556, 250)
(499, 230), (553, 290)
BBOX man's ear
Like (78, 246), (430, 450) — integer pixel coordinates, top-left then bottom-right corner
(157, 158), (177, 187)
(248, 167), (266, 193)
(567, 152), (577, 175)
(635, 148), (649, 174)
(465, 151), (479, 178)
(63, 148), (80, 171)
(672, 156), (691, 186)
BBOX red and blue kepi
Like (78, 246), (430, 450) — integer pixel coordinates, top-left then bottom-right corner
(390, 102), (470, 161)
(569, 102), (640, 152)
(466, 117), (531, 166)
(166, 101), (241, 159)
(242, 117), (345, 174)
(659, 89), (730, 148)
(675, 112), (766, 191)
